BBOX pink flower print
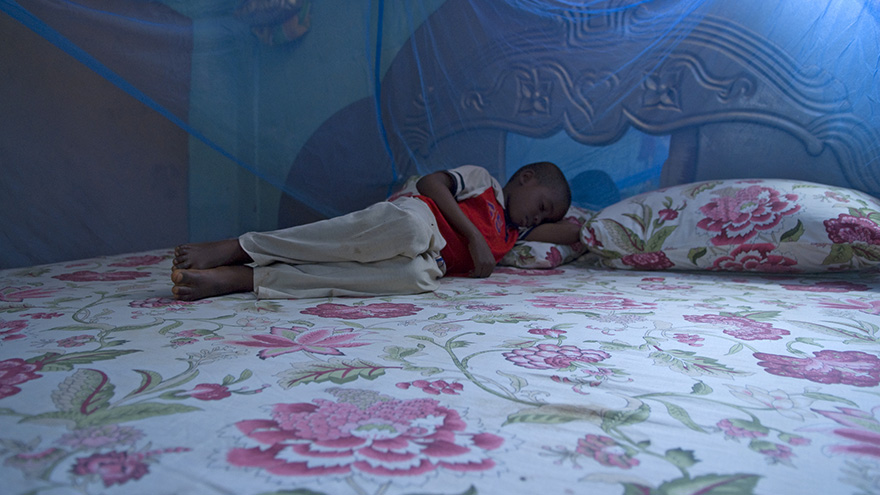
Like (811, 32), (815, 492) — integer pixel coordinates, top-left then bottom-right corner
(396, 380), (464, 395)
(109, 255), (165, 267)
(0, 358), (43, 399)
(684, 314), (790, 341)
(752, 442), (794, 464)
(58, 425), (144, 449)
(824, 214), (880, 244)
(674, 333), (704, 347)
(658, 208), (679, 221)
(717, 418), (768, 439)
(54, 271), (151, 282)
(503, 344), (609, 370)
(780, 434), (811, 446)
(546, 246), (563, 266)
(754, 350), (880, 387)
(697, 186), (800, 245)
(580, 225), (603, 248)
(813, 407), (880, 458)
(187, 383), (232, 401)
(71, 451), (150, 487)
(57, 335), (96, 348)
(621, 251), (674, 270)
(227, 397), (503, 477)
(23, 312), (64, 319)
(576, 434), (639, 469)
(231, 326), (369, 359)
(528, 294), (656, 312)
(0, 286), (60, 302)
(816, 298), (880, 315)
(781, 281), (870, 292)
(528, 328), (567, 338)
(711, 243), (799, 272)
(0, 319), (28, 341)
(301, 302), (422, 319)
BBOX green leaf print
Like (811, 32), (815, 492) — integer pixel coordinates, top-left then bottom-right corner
(50, 369), (114, 414)
(853, 243), (880, 261)
(788, 320), (879, 344)
(664, 473), (760, 494)
(688, 247), (707, 265)
(621, 473), (760, 495)
(664, 448), (699, 469)
(659, 401), (706, 432)
(646, 225), (677, 252)
(275, 358), (392, 388)
(650, 350), (748, 378)
(601, 402), (651, 431)
(601, 218), (646, 253)
(75, 402), (201, 427)
(24, 369), (201, 428)
(780, 220), (805, 242)
(802, 391), (858, 407)
(505, 403), (608, 426)
(690, 381), (713, 395)
(34, 349), (141, 372)
(824, 243), (854, 264)
(471, 313), (550, 324)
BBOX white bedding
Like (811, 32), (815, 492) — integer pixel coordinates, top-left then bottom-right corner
(2, 249), (879, 494)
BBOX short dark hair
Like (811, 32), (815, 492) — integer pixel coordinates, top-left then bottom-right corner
(510, 161), (572, 210)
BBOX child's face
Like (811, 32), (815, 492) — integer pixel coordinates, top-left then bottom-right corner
(504, 179), (568, 229)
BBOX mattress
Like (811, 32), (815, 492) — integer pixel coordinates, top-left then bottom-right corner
(2, 249), (879, 494)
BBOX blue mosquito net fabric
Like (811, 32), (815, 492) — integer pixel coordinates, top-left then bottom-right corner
(1, 0), (879, 267)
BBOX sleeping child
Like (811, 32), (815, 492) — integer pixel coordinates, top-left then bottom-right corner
(171, 162), (581, 300)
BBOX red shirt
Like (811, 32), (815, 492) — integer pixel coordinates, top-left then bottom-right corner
(417, 188), (518, 276)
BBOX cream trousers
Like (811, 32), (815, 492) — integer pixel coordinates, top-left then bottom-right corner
(238, 197), (446, 299)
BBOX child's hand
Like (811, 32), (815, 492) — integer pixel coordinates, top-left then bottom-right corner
(467, 235), (496, 277)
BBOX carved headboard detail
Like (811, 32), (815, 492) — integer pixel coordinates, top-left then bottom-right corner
(281, 0), (879, 227)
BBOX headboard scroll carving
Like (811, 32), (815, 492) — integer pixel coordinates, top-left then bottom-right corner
(282, 0), (879, 227)
(382, 0), (878, 193)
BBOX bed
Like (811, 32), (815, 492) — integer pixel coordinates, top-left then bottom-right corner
(4, 1), (880, 494)
(2, 247), (880, 494)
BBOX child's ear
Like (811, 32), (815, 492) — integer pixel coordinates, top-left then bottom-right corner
(518, 169), (536, 185)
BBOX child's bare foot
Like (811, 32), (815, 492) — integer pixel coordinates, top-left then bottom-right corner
(171, 266), (254, 301)
(173, 239), (252, 270)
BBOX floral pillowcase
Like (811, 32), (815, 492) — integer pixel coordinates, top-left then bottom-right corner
(500, 206), (594, 269)
(580, 179), (880, 272)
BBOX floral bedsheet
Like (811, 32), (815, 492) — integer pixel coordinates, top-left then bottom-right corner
(2, 249), (880, 495)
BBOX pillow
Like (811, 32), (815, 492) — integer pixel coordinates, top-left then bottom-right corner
(500, 206), (594, 269)
(580, 179), (880, 272)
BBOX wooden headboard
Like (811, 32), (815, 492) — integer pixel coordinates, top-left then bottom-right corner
(280, 0), (880, 227)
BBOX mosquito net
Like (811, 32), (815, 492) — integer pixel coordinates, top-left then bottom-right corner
(2, 0), (878, 268)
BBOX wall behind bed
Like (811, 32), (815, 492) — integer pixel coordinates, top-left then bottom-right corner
(2, 0), (878, 268)
(0, 0), (191, 269)
(0, 0), (444, 268)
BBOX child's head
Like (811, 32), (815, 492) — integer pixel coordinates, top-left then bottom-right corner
(503, 161), (571, 229)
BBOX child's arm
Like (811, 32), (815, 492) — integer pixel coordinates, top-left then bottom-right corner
(417, 171), (497, 277)
(523, 220), (581, 245)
